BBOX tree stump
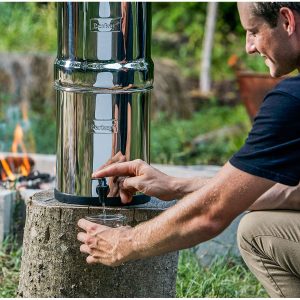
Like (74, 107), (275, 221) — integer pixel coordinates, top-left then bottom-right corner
(18, 190), (179, 298)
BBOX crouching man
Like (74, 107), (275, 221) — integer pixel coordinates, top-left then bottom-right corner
(77, 3), (300, 297)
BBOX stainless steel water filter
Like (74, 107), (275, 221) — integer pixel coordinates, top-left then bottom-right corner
(54, 2), (153, 203)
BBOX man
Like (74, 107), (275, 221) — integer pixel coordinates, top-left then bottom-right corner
(77, 3), (300, 297)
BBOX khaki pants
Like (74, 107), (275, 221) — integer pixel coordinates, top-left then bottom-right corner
(237, 210), (300, 298)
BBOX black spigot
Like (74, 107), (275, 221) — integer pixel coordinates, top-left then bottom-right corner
(96, 178), (110, 205)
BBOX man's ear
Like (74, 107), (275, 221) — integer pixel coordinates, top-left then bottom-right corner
(279, 7), (296, 36)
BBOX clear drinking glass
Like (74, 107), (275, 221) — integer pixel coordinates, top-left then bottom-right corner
(85, 213), (127, 228)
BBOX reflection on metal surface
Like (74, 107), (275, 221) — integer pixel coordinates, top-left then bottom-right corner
(55, 3), (153, 198)
(56, 91), (150, 197)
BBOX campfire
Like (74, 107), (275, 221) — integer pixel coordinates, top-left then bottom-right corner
(0, 123), (54, 190)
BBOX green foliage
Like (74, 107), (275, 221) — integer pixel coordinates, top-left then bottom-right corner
(176, 250), (267, 298)
(0, 237), (22, 298)
(151, 104), (251, 165)
(152, 3), (268, 79)
(29, 106), (56, 154)
(0, 3), (56, 53)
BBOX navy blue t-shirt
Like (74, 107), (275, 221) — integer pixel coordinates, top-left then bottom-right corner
(230, 75), (300, 186)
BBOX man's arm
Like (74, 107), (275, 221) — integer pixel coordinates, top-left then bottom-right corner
(78, 162), (274, 266)
(165, 175), (211, 199)
(249, 182), (300, 211)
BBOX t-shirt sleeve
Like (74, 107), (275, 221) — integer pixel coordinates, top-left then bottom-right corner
(230, 90), (300, 186)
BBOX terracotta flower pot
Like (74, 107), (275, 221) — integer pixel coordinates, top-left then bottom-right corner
(237, 71), (286, 121)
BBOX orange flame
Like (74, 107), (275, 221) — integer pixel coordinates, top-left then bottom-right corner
(0, 155), (16, 181)
(12, 124), (25, 153)
(0, 124), (32, 181)
(11, 124), (31, 176)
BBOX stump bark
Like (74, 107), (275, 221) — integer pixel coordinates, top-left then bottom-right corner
(18, 190), (179, 298)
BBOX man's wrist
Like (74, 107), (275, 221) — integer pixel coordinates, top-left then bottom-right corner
(169, 177), (209, 200)
(130, 223), (147, 260)
(168, 176), (186, 199)
(116, 226), (138, 262)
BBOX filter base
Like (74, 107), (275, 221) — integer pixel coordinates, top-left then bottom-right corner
(54, 189), (150, 206)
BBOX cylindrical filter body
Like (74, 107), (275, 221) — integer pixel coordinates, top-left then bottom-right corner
(55, 2), (153, 200)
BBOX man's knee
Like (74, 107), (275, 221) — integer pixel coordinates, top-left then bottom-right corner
(237, 211), (263, 253)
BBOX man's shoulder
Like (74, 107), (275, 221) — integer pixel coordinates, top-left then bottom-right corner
(257, 74), (300, 123)
(272, 74), (300, 99)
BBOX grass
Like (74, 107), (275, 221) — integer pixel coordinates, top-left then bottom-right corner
(176, 250), (268, 298)
(0, 238), (267, 298)
(0, 237), (22, 298)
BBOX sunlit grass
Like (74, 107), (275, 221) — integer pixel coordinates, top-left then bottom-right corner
(176, 250), (267, 298)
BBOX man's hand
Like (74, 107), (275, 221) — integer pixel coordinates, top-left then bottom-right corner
(77, 218), (137, 267)
(92, 158), (181, 203)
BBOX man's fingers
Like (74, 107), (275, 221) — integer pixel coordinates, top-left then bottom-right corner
(109, 176), (121, 196)
(77, 233), (98, 248)
(92, 159), (146, 179)
(86, 255), (120, 267)
(122, 176), (143, 192)
(92, 162), (133, 178)
(77, 232), (88, 243)
(119, 189), (133, 204)
(77, 218), (107, 234)
(78, 218), (97, 231)
(80, 244), (92, 255)
(86, 255), (99, 264)
(118, 154), (127, 163)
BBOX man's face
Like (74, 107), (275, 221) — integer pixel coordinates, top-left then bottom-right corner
(238, 2), (296, 77)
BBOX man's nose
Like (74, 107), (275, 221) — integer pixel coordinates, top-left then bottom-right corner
(245, 34), (257, 54)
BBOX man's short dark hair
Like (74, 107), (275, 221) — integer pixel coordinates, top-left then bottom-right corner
(252, 2), (300, 27)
